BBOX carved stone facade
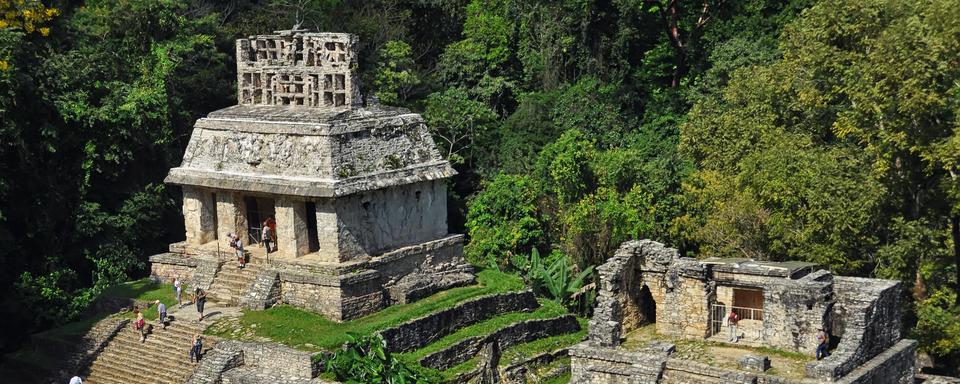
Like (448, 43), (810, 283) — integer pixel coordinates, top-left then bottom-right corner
(571, 239), (918, 384)
(236, 31), (360, 109)
(150, 29), (473, 321)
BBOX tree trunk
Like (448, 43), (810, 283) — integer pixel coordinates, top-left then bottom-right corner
(952, 214), (960, 305)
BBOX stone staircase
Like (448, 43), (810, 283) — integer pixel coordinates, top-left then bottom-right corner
(82, 315), (215, 384)
(207, 260), (263, 305)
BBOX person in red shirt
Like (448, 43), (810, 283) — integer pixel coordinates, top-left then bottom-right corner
(727, 309), (740, 343)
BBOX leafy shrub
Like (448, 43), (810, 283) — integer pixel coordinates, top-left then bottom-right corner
(465, 174), (545, 265)
(325, 332), (435, 384)
(521, 249), (594, 311)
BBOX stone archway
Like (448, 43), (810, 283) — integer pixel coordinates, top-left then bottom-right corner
(638, 284), (657, 324)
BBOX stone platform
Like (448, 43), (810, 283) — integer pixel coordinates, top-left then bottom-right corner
(149, 234), (473, 321)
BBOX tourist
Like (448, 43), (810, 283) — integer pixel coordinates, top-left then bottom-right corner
(816, 329), (829, 360)
(727, 309), (739, 343)
(156, 300), (167, 329)
(189, 334), (203, 364)
(194, 287), (207, 321)
(267, 217), (277, 246)
(135, 311), (146, 343)
(174, 276), (183, 308)
(261, 219), (273, 253)
(68, 375), (82, 384)
(229, 232), (246, 268)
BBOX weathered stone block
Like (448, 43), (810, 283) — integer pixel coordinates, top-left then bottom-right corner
(738, 354), (771, 372)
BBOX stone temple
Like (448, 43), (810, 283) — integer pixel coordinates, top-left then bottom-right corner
(149, 30), (474, 321)
(570, 240), (918, 384)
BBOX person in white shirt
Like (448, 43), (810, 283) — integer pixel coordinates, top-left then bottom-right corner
(174, 277), (183, 308)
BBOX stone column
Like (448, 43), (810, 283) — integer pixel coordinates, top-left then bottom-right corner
(216, 192), (248, 245)
(314, 200), (340, 263)
(276, 197), (309, 258)
(182, 187), (216, 245)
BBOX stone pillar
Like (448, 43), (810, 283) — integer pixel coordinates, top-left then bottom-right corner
(216, 192), (248, 245)
(182, 187), (216, 245)
(276, 197), (309, 258)
(314, 200), (340, 263)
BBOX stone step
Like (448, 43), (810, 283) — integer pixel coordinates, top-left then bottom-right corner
(211, 281), (248, 290)
(82, 311), (215, 384)
(93, 341), (206, 369)
(100, 329), (208, 353)
(88, 361), (190, 384)
(89, 360), (185, 383)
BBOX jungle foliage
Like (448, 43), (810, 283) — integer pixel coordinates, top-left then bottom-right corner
(1, 0), (958, 374)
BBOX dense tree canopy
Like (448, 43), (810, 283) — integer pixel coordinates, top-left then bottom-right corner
(0, 0), (958, 374)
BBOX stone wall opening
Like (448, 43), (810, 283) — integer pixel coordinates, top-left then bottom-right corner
(638, 284), (657, 325)
(304, 201), (320, 252)
(211, 192), (219, 240)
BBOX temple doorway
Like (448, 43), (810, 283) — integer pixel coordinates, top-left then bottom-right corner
(244, 196), (275, 245)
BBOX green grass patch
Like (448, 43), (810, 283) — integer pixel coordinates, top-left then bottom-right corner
(107, 278), (177, 320)
(397, 299), (568, 364)
(206, 269), (525, 350)
(541, 369), (571, 384)
(499, 317), (587, 365)
(428, 313), (585, 381)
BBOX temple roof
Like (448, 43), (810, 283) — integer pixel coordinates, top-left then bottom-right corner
(166, 31), (455, 197)
(165, 105), (456, 197)
(701, 257), (818, 279)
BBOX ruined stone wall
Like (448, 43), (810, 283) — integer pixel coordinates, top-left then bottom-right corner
(838, 339), (916, 384)
(569, 343), (669, 383)
(188, 340), (332, 384)
(806, 276), (903, 381)
(379, 291), (539, 352)
(420, 315), (580, 371)
(655, 266), (712, 339)
(763, 270), (832, 353)
(274, 235), (466, 320)
(149, 252), (199, 283)
(589, 240), (711, 345)
(278, 279), (349, 320)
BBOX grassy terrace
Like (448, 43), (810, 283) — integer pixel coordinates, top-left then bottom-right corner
(205, 269), (526, 351)
(397, 299), (568, 363)
(439, 317), (587, 380)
